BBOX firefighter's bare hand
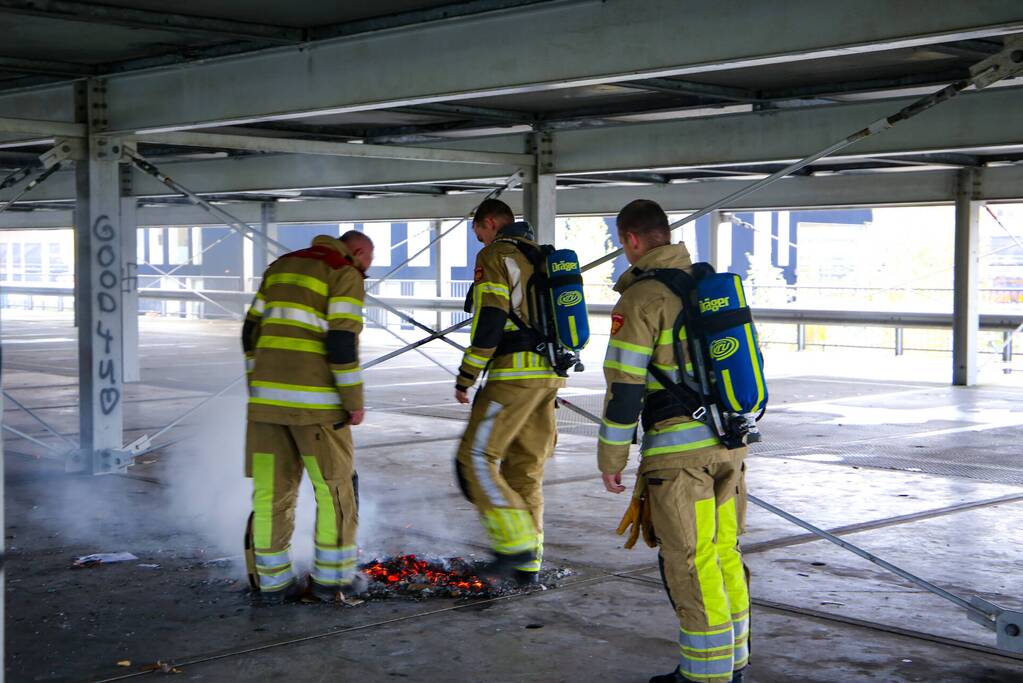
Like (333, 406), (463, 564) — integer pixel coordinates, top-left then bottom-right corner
(455, 388), (470, 404)
(348, 409), (365, 426)
(602, 472), (626, 494)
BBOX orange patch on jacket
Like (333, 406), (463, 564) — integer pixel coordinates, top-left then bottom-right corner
(610, 313), (625, 336)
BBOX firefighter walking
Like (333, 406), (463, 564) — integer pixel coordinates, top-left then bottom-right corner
(454, 198), (564, 585)
(242, 231), (374, 603)
(599, 200), (750, 683)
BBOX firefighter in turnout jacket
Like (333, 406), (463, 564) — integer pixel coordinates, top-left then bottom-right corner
(599, 201), (750, 683)
(243, 231), (374, 603)
(454, 199), (565, 585)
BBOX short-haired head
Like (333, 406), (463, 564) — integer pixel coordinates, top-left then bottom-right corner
(341, 230), (374, 272)
(472, 198), (514, 246)
(616, 199), (671, 265)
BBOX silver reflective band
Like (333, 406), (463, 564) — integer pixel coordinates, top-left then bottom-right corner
(263, 305), (327, 331)
(606, 344), (652, 370)
(315, 546), (357, 563)
(259, 568), (296, 591)
(250, 384), (341, 406)
(642, 421), (719, 454)
(599, 420), (635, 445)
(255, 549), (290, 568)
(333, 368), (363, 387)
(679, 627), (734, 651)
(471, 401), (507, 506)
(328, 299), (363, 319)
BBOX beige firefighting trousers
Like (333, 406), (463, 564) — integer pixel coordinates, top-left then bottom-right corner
(646, 456), (750, 683)
(455, 382), (558, 572)
(244, 421), (358, 594)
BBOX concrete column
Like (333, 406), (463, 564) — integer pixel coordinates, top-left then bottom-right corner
(431, 220), (449, 330)
(72, 79), (126, 473)
(255, 202), (278, 283)
(952, 168), (982, 386)
(707, 210), (727, 270)
(119, 193), (139, 382)
(523, 132), (556, 245)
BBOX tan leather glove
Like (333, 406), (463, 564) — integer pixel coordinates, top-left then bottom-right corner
(615, 478), (656, 549)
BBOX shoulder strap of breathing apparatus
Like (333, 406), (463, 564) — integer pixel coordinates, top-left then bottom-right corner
(500, 238), (583, 376)
(634, 264), (751, 449)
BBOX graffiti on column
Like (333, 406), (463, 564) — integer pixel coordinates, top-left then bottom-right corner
(93, 214), (120, 415)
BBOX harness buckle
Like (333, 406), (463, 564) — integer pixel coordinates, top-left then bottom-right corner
(692, 406), (707, 421)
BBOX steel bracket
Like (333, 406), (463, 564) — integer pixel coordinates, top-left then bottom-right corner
(968, 596), (1023, 653)
(530, 130), (555, 174)
(39, 138), (85, 167)
(970, 35), (1023, 89)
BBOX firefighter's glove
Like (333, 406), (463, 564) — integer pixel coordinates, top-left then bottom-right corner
(615, 495), (655, 549)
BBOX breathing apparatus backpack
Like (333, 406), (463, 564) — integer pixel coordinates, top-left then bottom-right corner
(640, 263), (768, 449)
(464, 222), (589, 377)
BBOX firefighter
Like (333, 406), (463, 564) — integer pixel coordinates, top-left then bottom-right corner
(454, 198), (564, 586)
(599, 200), (750, 683)
(242, 230), (374, 603)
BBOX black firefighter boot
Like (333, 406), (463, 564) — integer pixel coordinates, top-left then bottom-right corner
(479, 550), (534, 581)
(513, 569), (539, 588)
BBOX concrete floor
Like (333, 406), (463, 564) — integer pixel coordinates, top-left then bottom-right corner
(4, 313), (1023, 682)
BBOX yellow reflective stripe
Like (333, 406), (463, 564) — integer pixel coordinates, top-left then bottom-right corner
(328, 296), (363, 306)
(249, 294), (267, 318)
(694, 497), (731, 626)
(477, 282), (510, 299)
(250, 380), (336, 393)
(265, 272), (328, 296)
(733, 274), (746, 308)
(603, 359), (647, 377)
(256, 335), (326, 355)
(744, 323), (766, 412)
(720, 368), (743, 412)
(249, 398), (340, 410)
(251, 452), (274, 549)
(568, 315), (579, 347)
(302, 456), (338, 547)
(657, 327), (686, 345)
(487, 371), (560, 380)
(642, 438), (720, 456)
(716, 497), (750, 614)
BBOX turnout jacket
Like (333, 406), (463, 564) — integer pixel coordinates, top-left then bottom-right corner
(243, 235), (365, 425)
(598, 243), (730, 476)
(457, 233), (565, 390)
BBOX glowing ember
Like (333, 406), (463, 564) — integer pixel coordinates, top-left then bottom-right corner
(360, 554), (488, 596)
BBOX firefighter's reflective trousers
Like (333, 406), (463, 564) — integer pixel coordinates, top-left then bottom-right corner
(646, 457), (750, 683)
(455, 383), (558, 572)
(244, 421), (358, 594)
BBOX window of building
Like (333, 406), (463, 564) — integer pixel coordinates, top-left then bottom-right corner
(191, 227), (203, 265)
(168, 227), (190, 265)
(360, 223), (391, 267)
(406, 221), (432, 267)
(147, 227), (165, 265)
(47, 243), (69, 283)
(24, 243), (42, 282)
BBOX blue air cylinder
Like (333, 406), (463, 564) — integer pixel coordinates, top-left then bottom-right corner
(546, 249), (589, 350)
(695, 273), (767, 414)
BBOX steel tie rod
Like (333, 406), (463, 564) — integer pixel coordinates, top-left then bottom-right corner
(582, 38), (1023, 274)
